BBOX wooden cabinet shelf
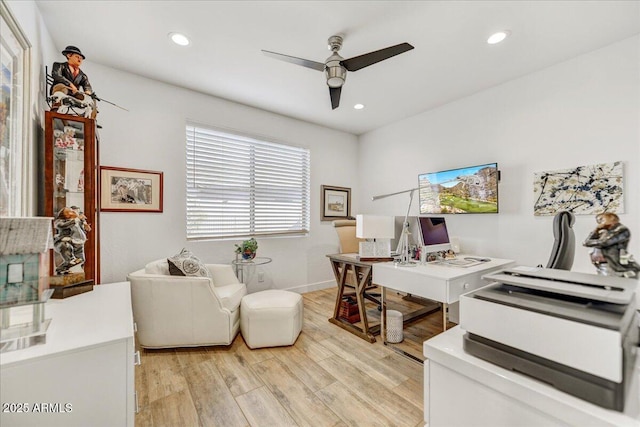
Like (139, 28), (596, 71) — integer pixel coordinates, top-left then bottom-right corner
(44, 111), (100, 283)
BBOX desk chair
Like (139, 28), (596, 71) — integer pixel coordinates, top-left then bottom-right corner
(332, 220), (382, 308)
(545, 210), (575, 270)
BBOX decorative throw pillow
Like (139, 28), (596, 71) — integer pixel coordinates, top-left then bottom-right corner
(167, 248), (211, 278)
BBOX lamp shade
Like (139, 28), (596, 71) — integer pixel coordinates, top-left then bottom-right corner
(356, 215), (395, 239)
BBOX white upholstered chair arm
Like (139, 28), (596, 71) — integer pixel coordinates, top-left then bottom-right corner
(205, 263), (241, 286)
(127, 268), (246, 348)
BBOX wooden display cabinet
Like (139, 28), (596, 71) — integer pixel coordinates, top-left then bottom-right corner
(44, 111), (100, 283)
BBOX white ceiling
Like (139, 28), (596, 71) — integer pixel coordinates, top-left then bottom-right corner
(35, 1), (640, 135)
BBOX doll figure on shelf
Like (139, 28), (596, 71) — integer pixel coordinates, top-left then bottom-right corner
(63, 126), (78, 149)
(53, 206), (90, 275)
(77, 169), (84, 192)
(49, 46), (97, 119)
(583, 212), (639, 279)
(51, 46), (93, 97)
(53, 129), (66, 148)
(55, 173), (65, 195)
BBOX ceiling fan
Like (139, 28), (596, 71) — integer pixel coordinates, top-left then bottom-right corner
(262, 35), (414, 110)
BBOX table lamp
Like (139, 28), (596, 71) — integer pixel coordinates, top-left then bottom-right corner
(356, 215), (395, 259)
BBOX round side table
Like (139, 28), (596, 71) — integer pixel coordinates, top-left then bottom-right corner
(232, 257), (272, 283)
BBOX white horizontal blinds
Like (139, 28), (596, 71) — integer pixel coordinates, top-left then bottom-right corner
(186, 124), (310, 240)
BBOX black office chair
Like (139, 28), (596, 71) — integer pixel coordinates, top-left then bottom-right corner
(545, 210), (575, 270)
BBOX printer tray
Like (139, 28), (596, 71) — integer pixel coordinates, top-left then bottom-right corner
(463, 332), (626, 411)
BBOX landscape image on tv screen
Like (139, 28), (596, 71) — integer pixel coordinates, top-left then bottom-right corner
(418, 163), (499, 214)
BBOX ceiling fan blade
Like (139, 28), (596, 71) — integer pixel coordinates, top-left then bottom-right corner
(329, 87), (341, 110)
(261, 50), (325, 72)
(341, 42), (414, 72)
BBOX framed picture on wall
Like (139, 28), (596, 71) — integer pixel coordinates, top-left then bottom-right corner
(100, 166), (163, 212)
(321, 185), (351, 221)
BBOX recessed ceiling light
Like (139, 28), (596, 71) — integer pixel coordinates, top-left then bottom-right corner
(354, 104), (365, 110)
(487, 30), (510, 45)
(169, 32), (190, 46)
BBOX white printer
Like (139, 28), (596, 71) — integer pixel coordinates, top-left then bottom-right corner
(460, 266), (639, 411)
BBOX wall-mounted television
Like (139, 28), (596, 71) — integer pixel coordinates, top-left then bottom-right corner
(418, 163), (499, 214)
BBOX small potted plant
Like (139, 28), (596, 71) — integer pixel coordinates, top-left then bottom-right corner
(235, 238), (258, 260)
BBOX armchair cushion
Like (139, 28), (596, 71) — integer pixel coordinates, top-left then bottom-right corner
(167, 248), (211, 277)
(145, 258), (170, 275)
(214, 282), (246, 311)
(207, 263), (240, 286)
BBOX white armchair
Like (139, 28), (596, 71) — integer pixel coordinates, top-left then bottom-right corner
(127, 259), (246, 349)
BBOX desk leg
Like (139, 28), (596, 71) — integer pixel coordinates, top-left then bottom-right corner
(355, 264), (373, 338)
(330, 260), (347, 320)
(442, 303), (448, 332)
(327, 260), (376, 343)
(380, 286), (386, 343)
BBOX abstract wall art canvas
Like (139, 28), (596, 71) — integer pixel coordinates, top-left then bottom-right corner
(533, 161), (624, 216)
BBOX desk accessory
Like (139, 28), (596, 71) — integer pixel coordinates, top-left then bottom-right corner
(372, 187), (419, 267)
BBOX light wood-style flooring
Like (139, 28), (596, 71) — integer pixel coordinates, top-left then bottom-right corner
(134, 287), (453, 427)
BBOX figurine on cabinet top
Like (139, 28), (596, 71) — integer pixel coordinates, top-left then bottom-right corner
(51, 46), (93, 96)
(50, 46), (97, 119)
(583, 212), (639, 278)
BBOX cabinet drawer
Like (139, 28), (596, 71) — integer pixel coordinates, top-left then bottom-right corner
(447, 268), (504, 303)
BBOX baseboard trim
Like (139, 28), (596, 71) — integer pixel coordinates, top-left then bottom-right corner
(286, 280), (335, 294)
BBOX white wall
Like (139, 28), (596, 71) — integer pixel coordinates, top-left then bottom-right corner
(358, 36), (639, 275)
(10, 0), (358, 291)
(88, 64), (358, 288)
(10, 0), (639, 290)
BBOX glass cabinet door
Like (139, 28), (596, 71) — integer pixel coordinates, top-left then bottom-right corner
(44, 112), (98, 283)
(52, 119), (86, 214)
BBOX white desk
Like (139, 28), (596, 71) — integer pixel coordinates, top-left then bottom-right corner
(373, 255), (515, 335)
(0, 282), (136, 427)
(423, 327), (640, 427)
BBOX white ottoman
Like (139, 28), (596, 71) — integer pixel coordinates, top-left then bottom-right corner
(240, 289), (303, 349)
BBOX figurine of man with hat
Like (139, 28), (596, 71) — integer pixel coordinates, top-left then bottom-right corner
(51, 45), (93, 98)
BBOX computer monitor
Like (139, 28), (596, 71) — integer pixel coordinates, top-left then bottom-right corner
(418, 216), (451, 253)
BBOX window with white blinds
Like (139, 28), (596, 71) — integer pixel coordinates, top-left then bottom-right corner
(186, 124), (311, 240)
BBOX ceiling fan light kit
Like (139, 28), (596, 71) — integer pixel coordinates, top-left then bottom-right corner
(263, 35), (414, 110)
(325, 54), (346, 88)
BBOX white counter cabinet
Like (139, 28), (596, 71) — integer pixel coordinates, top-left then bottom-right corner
(423, 326), (640, 427)
(0, 282), (136, 427)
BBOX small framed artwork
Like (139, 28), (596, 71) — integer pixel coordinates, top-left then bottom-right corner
(321, 185), (351, 221)
(100, 166), (163, 212)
